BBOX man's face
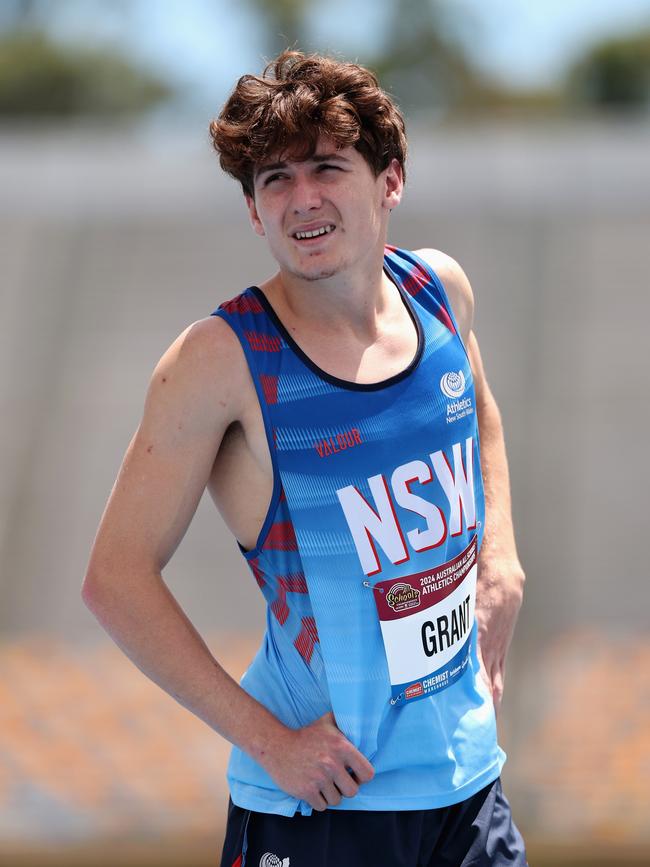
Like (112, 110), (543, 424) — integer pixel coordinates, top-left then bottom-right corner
(245, 135), (403, 282)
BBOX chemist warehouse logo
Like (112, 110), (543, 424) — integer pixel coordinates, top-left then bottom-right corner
(440, 370), (473, 425)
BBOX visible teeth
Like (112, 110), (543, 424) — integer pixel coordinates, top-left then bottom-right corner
(295, 225), (333, 239)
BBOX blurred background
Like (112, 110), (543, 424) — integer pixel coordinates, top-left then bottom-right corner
(1, 0), (649, 864)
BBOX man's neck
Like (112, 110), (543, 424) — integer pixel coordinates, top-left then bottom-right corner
(261, 246), (397, 338)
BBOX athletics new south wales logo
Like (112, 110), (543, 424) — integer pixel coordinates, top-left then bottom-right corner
(440, 370), (466, 399)
(259, 853), (290, 867)
(440, 370), (473, 425)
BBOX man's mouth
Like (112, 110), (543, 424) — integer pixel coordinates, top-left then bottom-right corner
(292, 224), (335, 240)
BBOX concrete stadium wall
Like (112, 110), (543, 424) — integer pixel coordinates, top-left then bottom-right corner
(1, 121), (648, 863)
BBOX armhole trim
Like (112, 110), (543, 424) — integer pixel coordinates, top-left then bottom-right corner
(210, 309), (282, 561)
(407, 249), (474, 369)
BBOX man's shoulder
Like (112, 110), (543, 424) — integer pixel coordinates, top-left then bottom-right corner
(412, 248), (474, 338)
(388, 246), (467, 293)
(146, 315), (250, 427)
(159, 314), (245, 376)
(413, 248), (466, 285)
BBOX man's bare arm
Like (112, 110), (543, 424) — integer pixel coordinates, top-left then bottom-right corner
(81, 316), (372, 810)
(465, 332), (525, 713)
(416, 249), (525, 713)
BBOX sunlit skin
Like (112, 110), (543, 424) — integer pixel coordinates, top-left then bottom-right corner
(245, 136), (403, 330)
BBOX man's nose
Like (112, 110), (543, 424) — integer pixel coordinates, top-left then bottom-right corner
(290, 174), (322, 212)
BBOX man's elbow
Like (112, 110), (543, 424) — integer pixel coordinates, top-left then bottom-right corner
(81, 557), (160, 612)
(81, 557), (127, 612)
(81, 567), (109, 612)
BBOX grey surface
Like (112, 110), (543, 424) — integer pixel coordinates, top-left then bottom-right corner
(1, 118), (650, 847)
(2, 121), (649, 643)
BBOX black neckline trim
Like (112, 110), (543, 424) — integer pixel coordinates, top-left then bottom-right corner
(249, 262), (425, 392)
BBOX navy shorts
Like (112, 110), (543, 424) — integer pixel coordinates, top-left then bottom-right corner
(220, 777), (527, 866)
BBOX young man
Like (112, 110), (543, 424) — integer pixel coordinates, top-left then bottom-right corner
(82, 51), (527, 866)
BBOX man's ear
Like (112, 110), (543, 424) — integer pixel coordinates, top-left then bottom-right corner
(382, 158), (403, 211)
(245, 193), (265, 237)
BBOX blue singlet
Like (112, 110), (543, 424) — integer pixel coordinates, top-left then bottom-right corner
(211, 246), (505, 817)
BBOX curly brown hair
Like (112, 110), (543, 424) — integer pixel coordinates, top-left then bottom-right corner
(209, 50), (407, 197)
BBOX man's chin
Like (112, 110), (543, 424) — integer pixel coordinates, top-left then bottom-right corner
(299, 268), (339, 282)
(287, 263), (341, 282)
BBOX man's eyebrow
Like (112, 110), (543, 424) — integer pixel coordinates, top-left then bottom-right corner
(254, 160), (287, 179)
(311, 152), (351, 164)
(254, 152), (351, 179)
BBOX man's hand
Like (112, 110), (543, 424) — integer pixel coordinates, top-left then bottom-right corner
(475, 555), (525, 715)
(260, 712), (375, 812)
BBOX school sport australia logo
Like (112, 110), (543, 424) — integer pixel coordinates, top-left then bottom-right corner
(440, 370), (466, 399)
(259, 854), (290, 867)
(386, 582), (421, 612)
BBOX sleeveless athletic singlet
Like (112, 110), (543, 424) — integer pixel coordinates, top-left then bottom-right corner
(211, 246), (505, 817)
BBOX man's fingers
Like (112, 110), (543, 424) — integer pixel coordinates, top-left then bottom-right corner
(317, 711), (374, 784)
(320, 781), (342, 806)
(334, 769), (359, 799)
(310, 790), (329, 812)
(346, 751), (375, 784)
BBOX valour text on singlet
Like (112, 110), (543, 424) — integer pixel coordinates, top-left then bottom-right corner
(336, 437), (476, 576)
(314, 427), (363, 458)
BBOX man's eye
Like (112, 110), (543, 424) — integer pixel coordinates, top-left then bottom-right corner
(317, 164), (340, 172)
(264, 173), (286, 185)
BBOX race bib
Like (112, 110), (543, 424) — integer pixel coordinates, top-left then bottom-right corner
(372, 536), (477, 705)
